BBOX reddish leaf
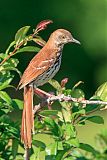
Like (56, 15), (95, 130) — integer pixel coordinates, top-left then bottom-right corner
(36, 20), (53, 32)
(61, 78), (68, 88)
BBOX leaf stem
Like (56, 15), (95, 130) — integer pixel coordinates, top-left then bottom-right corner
(0, 41), (23, 65)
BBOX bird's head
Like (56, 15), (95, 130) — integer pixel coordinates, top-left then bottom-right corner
(50, 29), (80, 46)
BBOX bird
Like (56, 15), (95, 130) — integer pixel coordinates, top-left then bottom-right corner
(18, 29), (80, 148)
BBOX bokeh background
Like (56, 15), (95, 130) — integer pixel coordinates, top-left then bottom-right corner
(0, 0), (107, 146)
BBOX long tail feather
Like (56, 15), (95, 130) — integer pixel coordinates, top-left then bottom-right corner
(21, 85), (34, 148)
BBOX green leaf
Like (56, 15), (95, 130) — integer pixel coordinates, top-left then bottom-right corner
(0, 91), (12, 105)
(46, 142), (57, 155)
(61, 106), (72, 122)
(44, 117), (61, 137)
(86, 116), (104, 124)
(5, 41), (15, 55)
(40, 110), (58, 117)
(64, 157), (74, 160)
(0, 58), (21, 76)
(95, 82), (107, 101)
(32, 140), (46, 151)
(12, 139), (18, 159)
(3, 66), (22, 77)
(12, 99), (23, 110)
(55, 149), (71, 160)
(34, 117), (45, 129)
(2, 58), (19, 68)
(0, 53), (7, 60)
(64, 124), (76, 139)
(80, 143), (98, 155)
(63, 89), (72, 96)
(72, 109), (85, 119)
(85, 104), (100, 113)
(15, 26), (30, 46)
(16, 46), (40, 54)
(65, 138), (79, 147)
(49, 79), (62, 91)
(71, 89), (85, 99)
(0, 73), (14, 90)
(57, 141), (63, 150)
(31, 147), (41, 160)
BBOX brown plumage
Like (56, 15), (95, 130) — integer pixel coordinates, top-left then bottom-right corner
(18, 29), (80, 148)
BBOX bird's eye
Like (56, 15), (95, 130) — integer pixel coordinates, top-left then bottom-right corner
(62, 35), (65, 39)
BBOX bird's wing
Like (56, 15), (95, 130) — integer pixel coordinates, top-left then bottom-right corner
(18, 48), (58, 89)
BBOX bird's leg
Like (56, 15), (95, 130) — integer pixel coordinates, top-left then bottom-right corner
(34, 88), (54, 110)
(34, 88), (53, 98)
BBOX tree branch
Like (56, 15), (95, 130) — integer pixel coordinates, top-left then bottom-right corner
(33, 88), (107, 116)
(47, 94), (107, 106)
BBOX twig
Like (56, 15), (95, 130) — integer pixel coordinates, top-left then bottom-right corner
(47, 94), (107, 106)
(0, 41), (23, 65)
(0, 31), (37, 66)
(33, 91), (107, 114)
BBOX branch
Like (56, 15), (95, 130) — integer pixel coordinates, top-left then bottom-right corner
(0, 41), (23, 65)
(48, 94), (107, 106)
(33, 88), (107, 116)
(0, 20), (52, 66)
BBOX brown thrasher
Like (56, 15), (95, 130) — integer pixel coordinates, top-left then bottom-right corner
(18, 29), (80, 148)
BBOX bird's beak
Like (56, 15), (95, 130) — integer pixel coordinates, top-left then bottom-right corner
(72, 38), (81, 44)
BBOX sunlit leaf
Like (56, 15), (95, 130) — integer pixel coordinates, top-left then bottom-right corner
(15, 26), (30, 46)
(95, 82), (107, 101)
(32, 140), (46, 151)
(49, 79), (62, 91)
(46, 142), (57, 155)
(2, 58), (19, 68)
(57, 141), (63, 150)
(0, 53), (6, 60)
(3, 67), (22, 77)
(31, 147), (41, 160)
(72, 109), (85, 119)
(0, 91), (12, 105)
(65, 138), (79, 147)
(60, 106), (72, 122)
(0, 57), (21, 77)
(63, 89), (72, 96)
(16, 46), (40, 54)
(0, 73), (14, 90)
(64, 123), (76, 139)
(12, 99), (23, 110)
(5, 41), (15, 55)
(40, 110), (58, 117)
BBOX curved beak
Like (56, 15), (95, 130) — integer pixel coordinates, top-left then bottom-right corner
(72, 38), (81, 44)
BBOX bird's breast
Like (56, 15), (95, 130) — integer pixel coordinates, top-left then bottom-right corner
(34, 51), (62, 87)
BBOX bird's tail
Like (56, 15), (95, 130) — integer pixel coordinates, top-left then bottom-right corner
(21, 85), (34, 148)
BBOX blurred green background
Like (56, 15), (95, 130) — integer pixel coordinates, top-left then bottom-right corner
(0, 0), (107, 146)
